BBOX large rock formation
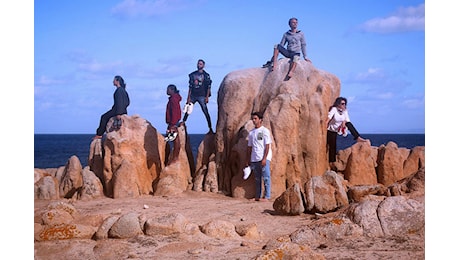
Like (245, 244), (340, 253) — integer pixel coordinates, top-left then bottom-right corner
(154, 125), (193, 196)
(94, 114), (166, 198)
(215, 58), (340, 199)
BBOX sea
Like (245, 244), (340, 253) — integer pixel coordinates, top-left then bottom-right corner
(34, 133), (425, 169)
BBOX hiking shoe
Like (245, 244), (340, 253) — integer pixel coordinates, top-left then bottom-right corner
(262, 61), (272, 68)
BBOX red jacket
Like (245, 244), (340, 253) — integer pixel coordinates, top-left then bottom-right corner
(166, 92), (182, 126)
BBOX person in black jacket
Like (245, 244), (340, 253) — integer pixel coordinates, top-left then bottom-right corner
(93, 75), (130, 140)
(182, 59), (213, 133)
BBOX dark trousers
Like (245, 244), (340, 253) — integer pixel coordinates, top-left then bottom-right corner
(345, 122), (361, 140)
(327, 130), (338, 163)
(96, 110), (116, 136)
(183, 95), (212, 130)
(327, 122), (361, 162)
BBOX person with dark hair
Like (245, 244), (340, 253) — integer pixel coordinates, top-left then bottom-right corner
(262, 17), (311, 80)
(182, 59), (213, 133)
(246, 112), (273, 202)
(165, 84), (182, 142)
(93, 75), (130, 140)
(326, 97), (368, 165)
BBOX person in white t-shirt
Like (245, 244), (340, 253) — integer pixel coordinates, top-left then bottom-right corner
(326, 97), (368, 165)
(246, 112), (273, 201)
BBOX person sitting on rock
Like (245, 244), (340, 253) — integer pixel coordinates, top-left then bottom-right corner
(262, 17), (311, 80)
(93, 75), (130, 140)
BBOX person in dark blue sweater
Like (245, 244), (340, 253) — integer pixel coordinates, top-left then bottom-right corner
(94, 75), (130, 140)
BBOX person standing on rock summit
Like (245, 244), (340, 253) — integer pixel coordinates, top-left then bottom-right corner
(182, 59), (213, 133)
(93, 75), (130, 140)
(246, 112), (273, 202)
(262, 17), (311, 80)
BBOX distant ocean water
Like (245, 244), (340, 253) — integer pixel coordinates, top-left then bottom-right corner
(34, 133), (425, 169)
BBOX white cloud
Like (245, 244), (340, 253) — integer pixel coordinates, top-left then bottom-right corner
(358, 4), (424, 33)
(35, 101), (53, 111)
(376, 92), (394, 100)
(111, 0), (202, 18)
(77, 60), (125, 74)
(36, 75), (66, 86)
(351, 68), (386, 82)
(66, 49), (92, 63)
(402, 98), (424, 109)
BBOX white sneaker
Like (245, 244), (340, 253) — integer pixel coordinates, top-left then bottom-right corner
(183, 103), (194, 114)
(186, 103), (193, 114)
(164, 132), (178, 142)
(243, 166), (251, 180)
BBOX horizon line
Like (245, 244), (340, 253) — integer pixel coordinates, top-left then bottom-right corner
(34, 132), (426, 135)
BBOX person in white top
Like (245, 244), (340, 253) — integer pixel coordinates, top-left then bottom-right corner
(246, 112), (273, 201)
(326, 97), (368, 165)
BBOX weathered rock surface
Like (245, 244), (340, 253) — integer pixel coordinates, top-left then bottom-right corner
(216, 59), (341, 199)
(34, 61), (425, 259)
(34, 189), (424, 259)
(100, 115), (165, 198)
(273, 182), (305, 215)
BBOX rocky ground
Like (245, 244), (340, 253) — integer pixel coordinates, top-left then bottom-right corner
(34, 190), (424, 259)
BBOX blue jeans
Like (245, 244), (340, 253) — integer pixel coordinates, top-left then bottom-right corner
(251, 160), (271, 199)
(182, 95), (212, 130)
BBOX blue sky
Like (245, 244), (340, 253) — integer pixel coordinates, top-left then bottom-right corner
(33, 0), (425, 134)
